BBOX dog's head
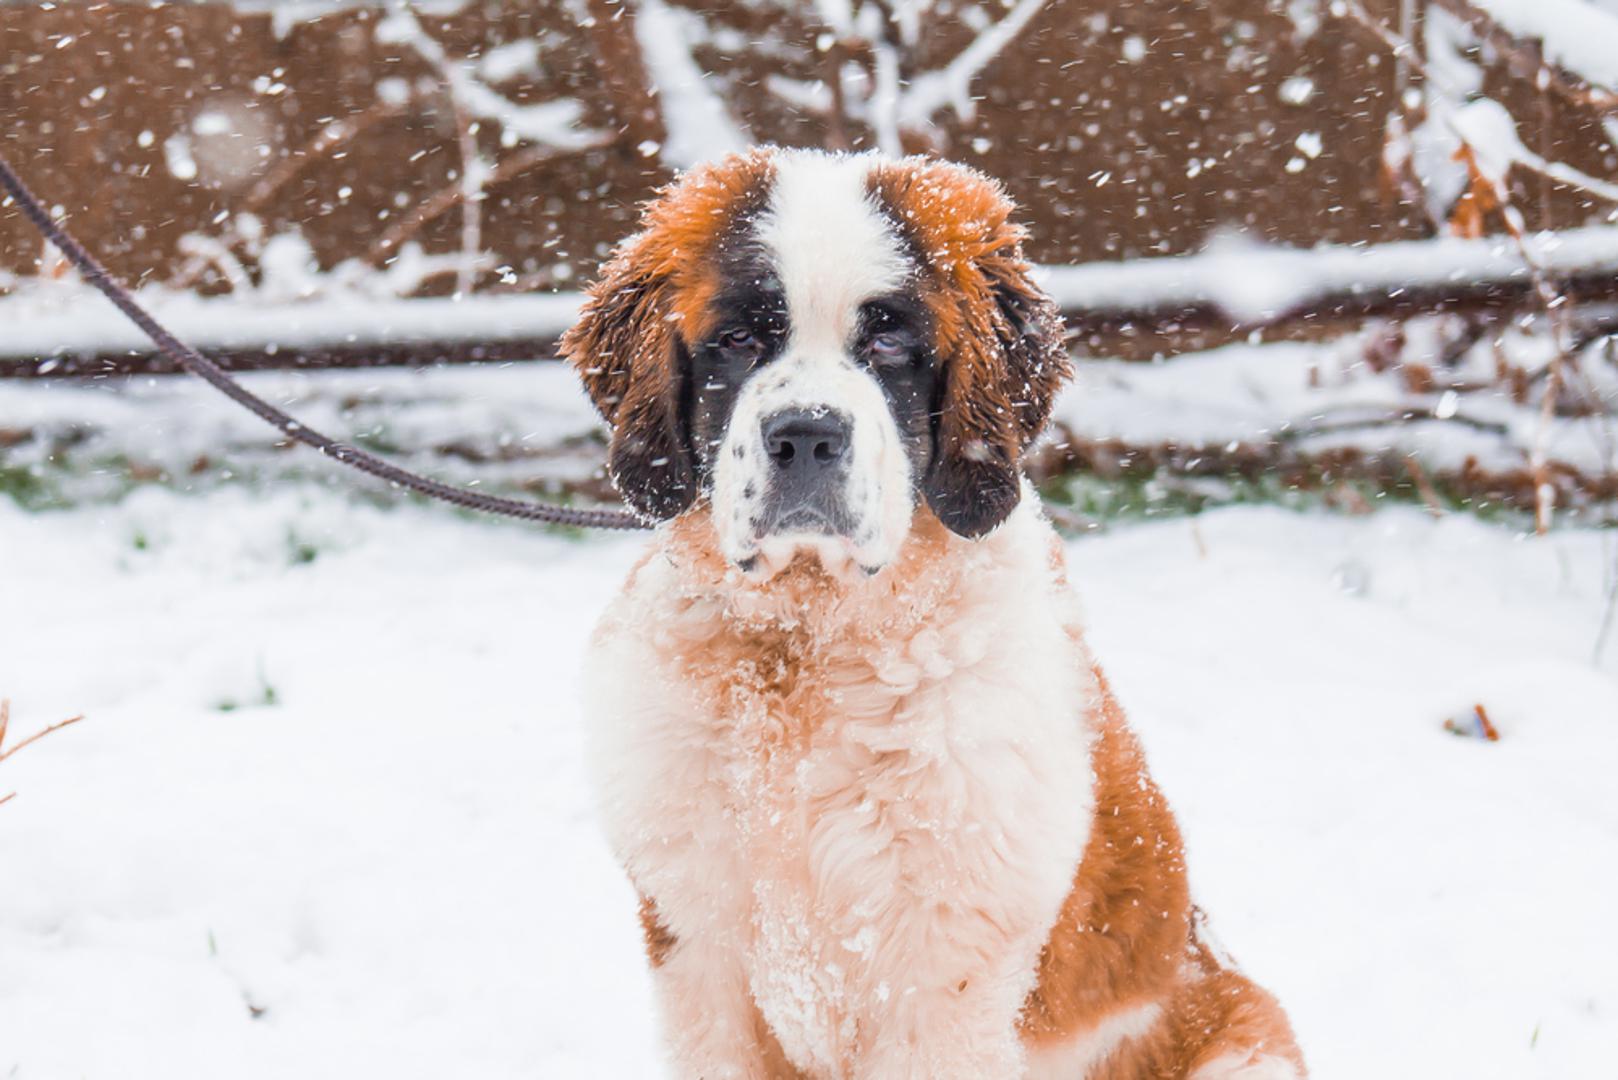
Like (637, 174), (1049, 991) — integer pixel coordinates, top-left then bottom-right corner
(561, 148), (1069, 577)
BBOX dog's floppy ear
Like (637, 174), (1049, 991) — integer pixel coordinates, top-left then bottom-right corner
(925, 250), (1067, 538)
(560, 254), (696, 521)
(872, 159), (1070, 538)
(562, 150), (778, 522)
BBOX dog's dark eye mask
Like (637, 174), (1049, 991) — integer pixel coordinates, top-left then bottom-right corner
(684, 288), (939, 493)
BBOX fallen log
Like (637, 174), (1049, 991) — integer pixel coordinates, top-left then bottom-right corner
(4, 226), (1618, 376)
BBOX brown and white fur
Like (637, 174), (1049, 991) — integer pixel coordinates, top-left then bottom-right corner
(561, 148), (1305, 1080)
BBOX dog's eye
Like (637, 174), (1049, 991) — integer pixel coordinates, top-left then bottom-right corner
(867, 332), (910, 365)
(716, 327), (763, 360)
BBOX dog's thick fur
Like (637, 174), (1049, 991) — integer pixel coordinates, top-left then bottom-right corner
(562, 149), (1305, 1080)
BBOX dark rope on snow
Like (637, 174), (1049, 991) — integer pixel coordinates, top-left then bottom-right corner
(0, 153), (648, 531)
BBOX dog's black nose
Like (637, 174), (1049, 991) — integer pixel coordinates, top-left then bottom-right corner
(762, 410), (849, 472)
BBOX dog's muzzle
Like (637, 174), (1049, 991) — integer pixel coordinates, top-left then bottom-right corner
(757, 408), (855, 537)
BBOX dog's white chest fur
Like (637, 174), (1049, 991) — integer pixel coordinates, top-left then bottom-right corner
(584, 501), (1098, 1079)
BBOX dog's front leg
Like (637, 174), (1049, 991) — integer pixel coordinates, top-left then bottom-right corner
(850, 972), (1030, 1080)
(584, 606), (793, 1076)
(647, 919), (796, 1080)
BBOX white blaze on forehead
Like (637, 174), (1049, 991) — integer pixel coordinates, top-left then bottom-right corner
(712, 151), (919, 575)
(758, 151), (910, 349)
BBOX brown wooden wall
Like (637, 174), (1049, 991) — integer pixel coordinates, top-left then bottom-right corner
(2, 2), (1614, 304)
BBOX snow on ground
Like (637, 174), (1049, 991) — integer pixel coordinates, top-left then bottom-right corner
(0, 363), (611, 506)
(2, 486), (1617, 1079)
(0, 363), (603, 455)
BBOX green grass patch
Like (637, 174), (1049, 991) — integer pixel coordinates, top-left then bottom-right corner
(0, 463), (48, 509)
(1037, 464), (1541, 531)
(214, 664), (281, 713)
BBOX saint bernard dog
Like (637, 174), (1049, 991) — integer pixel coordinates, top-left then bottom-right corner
(560, 148), (1305, 1080)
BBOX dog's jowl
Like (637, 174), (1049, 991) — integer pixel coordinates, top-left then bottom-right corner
(561, 148), (1306, 1080)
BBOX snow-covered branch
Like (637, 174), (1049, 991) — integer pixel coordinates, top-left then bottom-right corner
(894, 0), (1047, 133)
(1457, 0), (1618, 103)
(1340, 0), (1618, 529)
(1345, 0), (1618, 216)
(154, 6), (616, 302)
(1449, 99), (1618, 207)
(373, 7), (604, 153)
(773, 0), (1049, 154)
(630, 0), (749, 168)
(373, 5), (610, 293)
(1424, 11), (1618, 526)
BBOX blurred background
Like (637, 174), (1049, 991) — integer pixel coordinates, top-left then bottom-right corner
(3, 0), (1617, 526)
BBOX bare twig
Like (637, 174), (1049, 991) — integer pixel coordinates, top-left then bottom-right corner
(1281, 406), (1510, 440)
(1596, 531), (1618, 664)
(364, 139), (590, 268)
(0, 698), (86, 805)
(1463, 142), (1583, 531)
(1597, 582), (1618, 665)
(168, 97), (418, 293)
(244, 97), (413, 215)
(0, 700), (85, 765)
(1404, 454), (1448, 517)
(448, 90), (481, 294)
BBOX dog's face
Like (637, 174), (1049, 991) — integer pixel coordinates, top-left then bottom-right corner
(561, 149), (1069, 577)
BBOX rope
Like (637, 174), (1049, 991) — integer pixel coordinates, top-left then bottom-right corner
(0, 154), (648, 531)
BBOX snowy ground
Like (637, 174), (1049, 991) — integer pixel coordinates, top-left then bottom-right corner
(3, 484), (1616, 1079)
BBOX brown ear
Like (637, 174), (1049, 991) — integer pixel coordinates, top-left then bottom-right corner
(559, 256), (697, 521)
(560, 149), (778, 522)
(926, 252), (1067, 538)
(870, 158), (1070, 538)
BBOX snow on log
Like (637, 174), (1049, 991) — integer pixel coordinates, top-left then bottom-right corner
(1045, 224), (1618, 337)
(0, 290), (581, 376)
(5, 226), (1618, 376)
